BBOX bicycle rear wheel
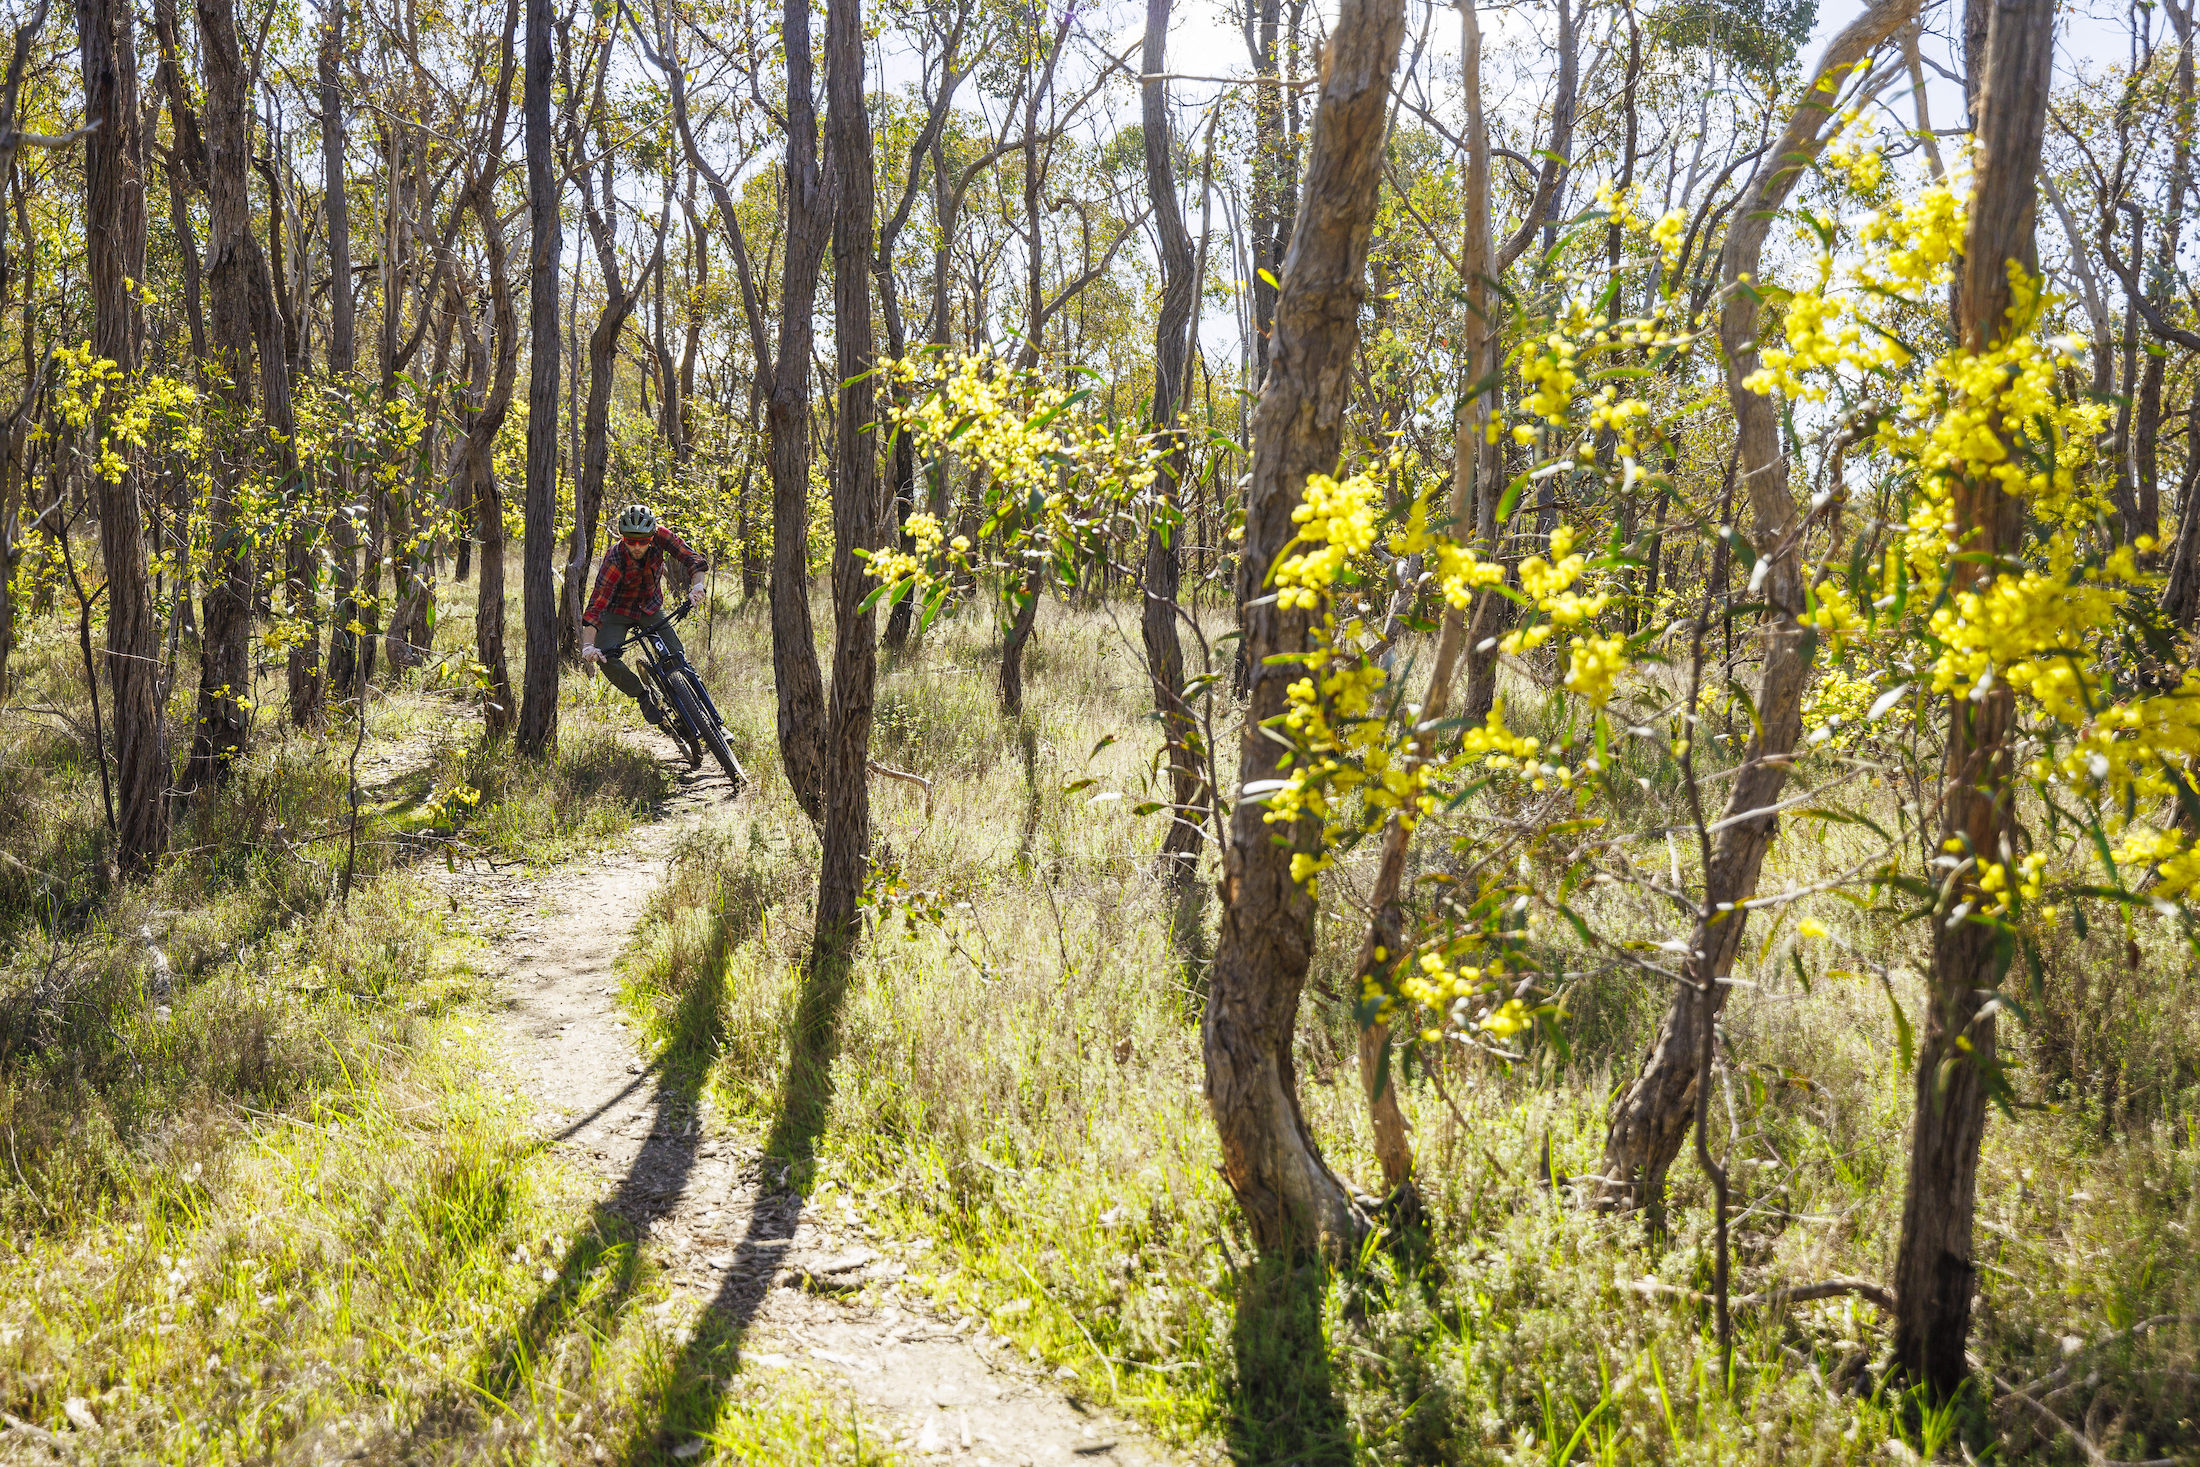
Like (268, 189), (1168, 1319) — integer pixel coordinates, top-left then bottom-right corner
(665, 668), (744, 788)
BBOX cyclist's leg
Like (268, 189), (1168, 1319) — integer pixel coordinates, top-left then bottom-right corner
(596, 615), (646, 701)
(655, 616), (689, 665)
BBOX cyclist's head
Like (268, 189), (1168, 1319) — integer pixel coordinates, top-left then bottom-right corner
(615, 503), (658, 543)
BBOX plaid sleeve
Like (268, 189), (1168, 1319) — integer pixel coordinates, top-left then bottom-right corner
(582, 550), (622, 626)
(659, 526), (708, 577)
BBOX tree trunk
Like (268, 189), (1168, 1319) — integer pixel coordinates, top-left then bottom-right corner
(79, 0), (168, 869)
(813, 0), (879, 974)
(763, 0), (832, 822)
(320, 0), (361, 705)
(1595, 0), (1922, 1218)
(2134, 4), (2192, 552)
(187, 0), (289, 788)
(565, 164), (643, 659)
(1139, 0), (1207, 882)
(1205, 0), (1404, 1259)
(1245, 0), (1283, 391)
(999, 572), (1040, 718)
(515, 0), (561, 757)
(1893, 0), (2054, 1400)
(1345, 0), (1504, 1199)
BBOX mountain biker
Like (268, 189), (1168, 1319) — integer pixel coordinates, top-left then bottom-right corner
(578, 503), (710, 732)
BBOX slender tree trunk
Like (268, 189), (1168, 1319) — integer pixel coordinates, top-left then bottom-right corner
(1140, 0), (1208, 881)
(2135, 4), (2192, 551)
(1596, 0), (1923, 1218)
(1893, 0), (2054, 1400)
(321, 1), (361, 704)
(1345, 0), (1503, 1198)
(1245, 0), (1282, 390)
(80, 0), (168, 869)
(764, 0), (832, 822)
(1206, 0), (1404, 1258)
(997, 16), (1073, 717)
(515, 0), (560, 757)
(812, 0), (879, 976)
(187, 0), (287, 788)
(566, 167), (643, 659)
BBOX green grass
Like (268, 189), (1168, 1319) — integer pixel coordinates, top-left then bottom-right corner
(1, 566), (886, 1463)
(622, 593), (2200, 1466)
(5, 551), (2198, 1464)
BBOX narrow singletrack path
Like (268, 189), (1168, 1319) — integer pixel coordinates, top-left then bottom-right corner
(434, 731), (1175, 1466)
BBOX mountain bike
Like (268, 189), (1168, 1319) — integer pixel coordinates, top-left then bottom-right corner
(601, 602), (747, 790)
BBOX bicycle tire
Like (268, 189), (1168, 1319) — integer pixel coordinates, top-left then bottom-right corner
(653, 670), (703, 768)
(666, 668), (744, 788)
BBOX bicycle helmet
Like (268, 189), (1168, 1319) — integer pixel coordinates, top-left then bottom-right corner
(615, 503), (658, 537)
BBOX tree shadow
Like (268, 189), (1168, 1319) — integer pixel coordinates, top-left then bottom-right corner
(457, 912), (742, 1431)
(613, 937), (860, 1462)
(1227, 1254), (1353, 1467)
(1164, 863), (1212, 1012)
(1015, 716), (1043, 873)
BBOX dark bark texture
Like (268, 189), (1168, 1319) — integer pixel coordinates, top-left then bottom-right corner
(320, 3), (362, 704)
(764, 0), (833, 822)
(1204, 0), (1405, 1258)
(515, 0), (561, 756)
(187, 0), (291, 787)
(1140, 0), (1205, 878)
(1893, 0), (2054, 1401)
(79, 0), (168, 868)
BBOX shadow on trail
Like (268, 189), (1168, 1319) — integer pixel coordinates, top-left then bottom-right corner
(611, 927), (862, 1463)
(1228, 1255), (1354, 1467)
(456, 916), (736, 1440)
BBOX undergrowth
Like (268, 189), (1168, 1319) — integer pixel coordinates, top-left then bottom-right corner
(0, 574), (885, 1463)
(623, 598), (2200, 1466)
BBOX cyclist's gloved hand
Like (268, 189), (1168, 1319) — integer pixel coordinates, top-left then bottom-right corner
(689, 581), (707, 609)
(580, 643), (605, 665)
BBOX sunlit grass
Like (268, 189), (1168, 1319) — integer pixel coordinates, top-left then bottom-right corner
(626, 592), (2200, 1465)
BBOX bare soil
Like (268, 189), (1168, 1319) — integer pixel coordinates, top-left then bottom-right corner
(435, 731), (1175, 1466)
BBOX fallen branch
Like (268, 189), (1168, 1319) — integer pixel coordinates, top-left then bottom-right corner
(867, 758), (934, 818)
(1734, 1277), (1895, 1314)
(1625, 1274), (1895, 1314)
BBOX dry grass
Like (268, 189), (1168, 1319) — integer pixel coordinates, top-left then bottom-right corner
(0, 568), (886, 1464)
(2, 553), (2195, 1463)
(625, 592), (2200, 1466)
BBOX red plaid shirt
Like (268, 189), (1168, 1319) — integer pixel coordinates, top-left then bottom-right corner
(582, 526), (709, 627)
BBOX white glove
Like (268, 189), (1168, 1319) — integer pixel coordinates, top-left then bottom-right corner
(580, 643), (605, 664)
(689, 581), (708, 608)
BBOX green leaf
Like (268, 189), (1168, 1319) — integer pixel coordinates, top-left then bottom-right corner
(1880, 975), (1915, 1074)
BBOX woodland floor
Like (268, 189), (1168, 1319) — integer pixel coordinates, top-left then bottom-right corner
(422, 727), (1176, 1467)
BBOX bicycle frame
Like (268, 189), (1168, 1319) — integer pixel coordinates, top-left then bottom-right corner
(599, 604), (736, 759)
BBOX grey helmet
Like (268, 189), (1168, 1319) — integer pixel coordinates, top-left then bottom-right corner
(614, 503), (658, 537)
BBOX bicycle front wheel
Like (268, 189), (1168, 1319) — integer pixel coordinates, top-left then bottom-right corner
(666, 668), (745, 788)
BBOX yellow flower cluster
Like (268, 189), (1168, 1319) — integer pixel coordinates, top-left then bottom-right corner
(1502, 525), (1612, 655)
(1801, 579), (1866, 650)
(1521, 334), (1581, 424)
(1803, 666), (1887, 749)
(1823, 109), (1887, 192)
(1975, 851), (2048, 916)
(1361, 943), (1528, 1044)
(1564, 633), (1629, 708)
(1274, 470), (1383, 609)
(870, 510), (951, 587)
(2113, 827), (2200, 901)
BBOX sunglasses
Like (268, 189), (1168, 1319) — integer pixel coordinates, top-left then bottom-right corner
(622, 534), (653, 546)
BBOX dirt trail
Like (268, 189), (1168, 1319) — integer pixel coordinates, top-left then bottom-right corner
(434, 731), (1175, 1466)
